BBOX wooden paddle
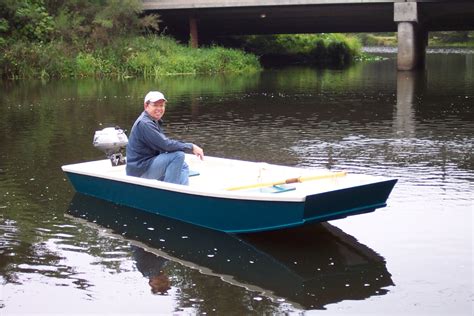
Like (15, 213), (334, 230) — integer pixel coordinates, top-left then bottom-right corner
(226, 171), (347, 191)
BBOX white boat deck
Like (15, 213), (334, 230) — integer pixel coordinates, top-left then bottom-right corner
(62, 154), (389, 202)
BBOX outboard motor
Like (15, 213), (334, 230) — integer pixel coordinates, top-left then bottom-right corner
(93, 127), (128, 166)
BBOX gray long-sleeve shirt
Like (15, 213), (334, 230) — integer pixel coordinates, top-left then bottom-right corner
(125, 111), (193, 177)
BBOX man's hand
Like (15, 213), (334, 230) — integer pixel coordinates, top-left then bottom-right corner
(192, 144), (204, 160)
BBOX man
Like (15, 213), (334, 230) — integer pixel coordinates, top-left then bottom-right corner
(126, 91), (204, 185)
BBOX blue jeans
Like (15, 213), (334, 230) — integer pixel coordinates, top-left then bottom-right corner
(141, 151), (189, 185)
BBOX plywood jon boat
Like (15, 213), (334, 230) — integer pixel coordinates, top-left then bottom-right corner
(62, 154), (397, 233)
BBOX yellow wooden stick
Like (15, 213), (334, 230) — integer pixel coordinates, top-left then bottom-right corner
(226, 171), (347, 191)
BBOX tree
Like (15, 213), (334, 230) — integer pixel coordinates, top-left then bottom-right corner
(0, 0), (54, 43)
(0, 0), (162, 47)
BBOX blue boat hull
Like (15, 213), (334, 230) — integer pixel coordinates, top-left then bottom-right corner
(64, 172), (397, 233)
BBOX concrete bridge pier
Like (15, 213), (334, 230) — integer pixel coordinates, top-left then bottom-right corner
(395, 2), (427, 71)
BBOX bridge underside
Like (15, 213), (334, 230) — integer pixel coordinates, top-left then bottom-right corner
(152, 3), (474, 38)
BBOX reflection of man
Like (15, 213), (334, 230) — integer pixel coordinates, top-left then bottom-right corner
(132, 246), (171, 295)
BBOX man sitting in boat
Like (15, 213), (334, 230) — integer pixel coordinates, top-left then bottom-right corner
(125, 91), (204, 185)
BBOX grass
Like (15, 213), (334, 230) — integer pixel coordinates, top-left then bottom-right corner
(0, 35), (262, 79)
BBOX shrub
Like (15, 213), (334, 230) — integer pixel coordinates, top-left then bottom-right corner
(224, 33), (362, 66)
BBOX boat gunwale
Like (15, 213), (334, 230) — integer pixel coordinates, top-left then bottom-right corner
(61, 161), (306, 202)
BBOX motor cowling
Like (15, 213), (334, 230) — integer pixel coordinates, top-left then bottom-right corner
(93, 127), (128, 166)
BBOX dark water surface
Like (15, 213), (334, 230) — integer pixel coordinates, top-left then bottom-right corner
(1, 53), (472, 315)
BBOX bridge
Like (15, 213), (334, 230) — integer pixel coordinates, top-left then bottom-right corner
(142, 0), (474, 70)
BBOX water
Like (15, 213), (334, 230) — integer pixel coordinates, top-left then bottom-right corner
(1, 53), (473, 315)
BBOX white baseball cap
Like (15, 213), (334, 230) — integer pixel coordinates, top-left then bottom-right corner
(144, 91), (167, 103)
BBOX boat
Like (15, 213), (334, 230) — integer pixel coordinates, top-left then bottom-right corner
(62, 155), (397, 233)
(67, 193), (394, 309)
(61, 127), (397, 233)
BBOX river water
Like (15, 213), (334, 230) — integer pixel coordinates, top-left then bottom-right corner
(1, 52), (472, 315)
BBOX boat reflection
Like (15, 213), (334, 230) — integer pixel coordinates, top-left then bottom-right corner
(67, 193), (393, 309)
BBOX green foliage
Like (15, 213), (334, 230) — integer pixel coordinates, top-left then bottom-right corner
(233, 34), (321, 55)
(229, 33), (362, 66)
(0, 0), (54, 42)
(430, 31), (474, 46)
(0, 18), (8, 46)
(0, 0), (184, 79)
(323, 34), (361, 65)
(17, 0), (54, 41)
(123, 36), (261, 77)
(0, 40), (75, 78)
(51, 8), (85, 44)
(1, 35), (262, 79)
(1, 0), (159, 46)
(356, 33), (397, 46)
(355, 31), (474, 47)
(90, 0), (142, 44)
(1, 0), (365, 78)
(76, 53), (106, 77)
(139, 13), (161, 34)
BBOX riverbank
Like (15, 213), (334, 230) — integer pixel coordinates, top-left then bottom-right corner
(358, 32), (474, 48)
(1, 1), (361, 80)
(218, 34), (362, 68)
(0, 36), (262, 80)
(1, 33), (365, 80)
(2, 0), (471, 80)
